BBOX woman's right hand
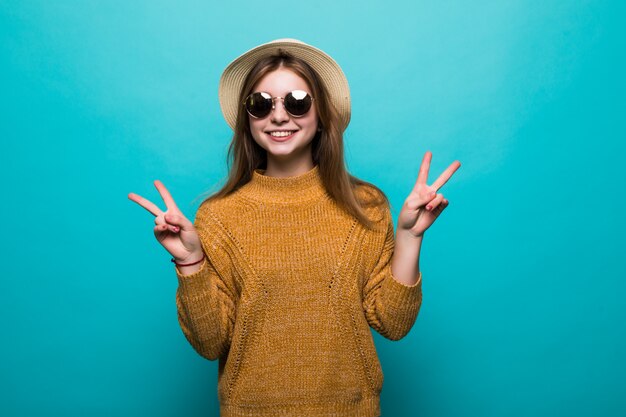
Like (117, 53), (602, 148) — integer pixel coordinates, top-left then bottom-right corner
(128, 180), (204, 264)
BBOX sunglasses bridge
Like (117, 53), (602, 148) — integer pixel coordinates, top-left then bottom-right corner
(264, 96), (292, 113)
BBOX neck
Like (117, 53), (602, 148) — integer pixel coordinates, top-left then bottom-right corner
(264, 152), (314, 178)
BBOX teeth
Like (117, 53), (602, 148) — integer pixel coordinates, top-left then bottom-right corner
(269, 131), (294, 138)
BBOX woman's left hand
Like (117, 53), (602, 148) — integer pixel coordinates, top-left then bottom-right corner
(397, 151), (461, 238)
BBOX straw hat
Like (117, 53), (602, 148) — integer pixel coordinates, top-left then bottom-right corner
(218, 38), (351, 132)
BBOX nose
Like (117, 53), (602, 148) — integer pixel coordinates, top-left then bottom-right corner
(270, 98), (290, 123)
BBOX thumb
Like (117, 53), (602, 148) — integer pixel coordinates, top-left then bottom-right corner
(407, 190), (437, 211)
(164, 213), (194, 231)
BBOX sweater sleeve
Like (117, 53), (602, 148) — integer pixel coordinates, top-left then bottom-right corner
(175, 258), (236, 360)
(362, 205), (423, 341)
(174, 208), (238, 361)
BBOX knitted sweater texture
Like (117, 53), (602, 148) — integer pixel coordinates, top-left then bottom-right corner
(175, 165), (422, 417)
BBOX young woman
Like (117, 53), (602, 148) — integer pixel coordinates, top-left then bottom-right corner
(128, 39), (460, 417)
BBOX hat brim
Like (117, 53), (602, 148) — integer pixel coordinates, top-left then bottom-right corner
(218, 39), (351, 132)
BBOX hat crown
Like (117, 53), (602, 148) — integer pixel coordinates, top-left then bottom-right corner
(269, 38), (304, 44)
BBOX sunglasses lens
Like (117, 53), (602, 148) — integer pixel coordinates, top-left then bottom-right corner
(245, 92), (273, 118)
(284, 90), (312, 116)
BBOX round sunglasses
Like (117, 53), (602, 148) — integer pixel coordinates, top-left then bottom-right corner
(244, 90), (315, 119)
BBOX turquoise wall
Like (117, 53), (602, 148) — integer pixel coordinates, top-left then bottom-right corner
(2, 1), (624, 416)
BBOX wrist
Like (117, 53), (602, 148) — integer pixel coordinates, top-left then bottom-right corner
(396, 229), (424, 243)
(172, 252), (205, 267)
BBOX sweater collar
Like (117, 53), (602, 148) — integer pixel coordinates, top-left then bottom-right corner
(240, 165), (327, 204)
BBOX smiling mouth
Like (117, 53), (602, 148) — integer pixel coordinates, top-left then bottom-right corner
(268, 130), (296, 138)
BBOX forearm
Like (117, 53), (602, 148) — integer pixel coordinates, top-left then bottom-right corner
(391, 230), (423, 286)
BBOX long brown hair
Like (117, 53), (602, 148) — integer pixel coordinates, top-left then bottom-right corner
(199, 52), (389, 230)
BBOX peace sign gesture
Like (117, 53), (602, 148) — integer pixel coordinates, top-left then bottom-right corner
(397, 151), (461, 238)
(128, 181), (203, 264)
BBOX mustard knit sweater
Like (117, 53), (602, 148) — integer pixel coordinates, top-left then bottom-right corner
(174, 165), (422, 417)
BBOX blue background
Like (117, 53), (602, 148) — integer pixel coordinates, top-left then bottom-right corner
(2, 1), (625, 416)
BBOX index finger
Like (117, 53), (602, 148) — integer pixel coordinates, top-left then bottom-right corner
(415, 151), (432, 187)
(154, 180), (180, 212)
(431, 160), (461, 191)
(128, 192), (163, 217)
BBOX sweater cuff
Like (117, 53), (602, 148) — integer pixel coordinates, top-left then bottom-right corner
(175, 258), (211, 294)
(384, 270), (422, 305)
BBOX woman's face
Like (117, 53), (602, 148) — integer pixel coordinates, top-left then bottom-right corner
(248, 67), (319, 171)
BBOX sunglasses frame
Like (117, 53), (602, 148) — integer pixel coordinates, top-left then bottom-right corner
(243, 90), (315, 119)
